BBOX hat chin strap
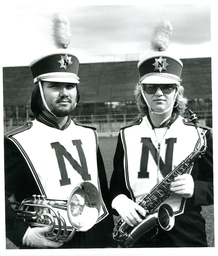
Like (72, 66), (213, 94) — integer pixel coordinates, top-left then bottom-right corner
(140, 86), (178, 115)
(38, 80), (77, 119)
(38, 79), (58, 119)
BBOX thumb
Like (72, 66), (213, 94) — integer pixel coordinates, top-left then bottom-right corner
(37, 225), (53, 234)
(38, 226), (63, 248)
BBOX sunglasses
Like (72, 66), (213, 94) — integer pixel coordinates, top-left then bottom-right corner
(141, 84), (177, 94)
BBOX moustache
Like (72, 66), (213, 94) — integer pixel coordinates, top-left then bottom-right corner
(56, 96), (72, 103)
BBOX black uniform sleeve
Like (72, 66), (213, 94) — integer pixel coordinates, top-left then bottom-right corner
(191, 129), (213, 206)
(96, 147), (112, 209)
(93, 147), (117, 247)
(109, 133), (132, 204)
(4, 138), (40, 247)
(5, 195), (28, 247)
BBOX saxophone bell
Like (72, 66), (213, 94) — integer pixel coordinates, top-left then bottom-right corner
(157, 204), (175, 231)
(116, 204), (175, 248)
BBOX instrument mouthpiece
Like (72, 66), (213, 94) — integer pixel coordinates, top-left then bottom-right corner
(188, 109), (199, 128)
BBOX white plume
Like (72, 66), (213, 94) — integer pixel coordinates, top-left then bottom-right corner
(151, 19), (173, 51)
(52, 13), (72, 49)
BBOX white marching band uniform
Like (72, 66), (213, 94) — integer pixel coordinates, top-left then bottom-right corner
(7, 119), (108, 227)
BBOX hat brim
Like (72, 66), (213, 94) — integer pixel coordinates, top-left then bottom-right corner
(33, 72), (80, 84)
(40, 77), (80, 84)
(140, 74), (181, 84)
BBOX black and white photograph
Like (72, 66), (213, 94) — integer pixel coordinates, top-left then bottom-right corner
(1, 1), (216, 256)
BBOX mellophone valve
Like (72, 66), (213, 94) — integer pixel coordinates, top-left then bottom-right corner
(11, 181), (101, 243)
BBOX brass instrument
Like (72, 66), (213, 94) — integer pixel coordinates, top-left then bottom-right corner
(11, 181), (101, 243)
(112, 109), (207, 247)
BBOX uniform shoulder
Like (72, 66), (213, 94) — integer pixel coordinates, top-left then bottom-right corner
(4, 122), (33, 139)
(120, 116), (143, 130)
(73, 118), (97, 131)
(182, 117), (212, 131)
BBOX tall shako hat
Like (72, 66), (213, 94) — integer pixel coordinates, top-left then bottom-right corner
(29, 13), (80, 118)
(30, 13), (79, 84)
(138, 20), (183, 84)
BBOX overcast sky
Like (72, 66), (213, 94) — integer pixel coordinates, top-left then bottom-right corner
(1, 0), (214, 66)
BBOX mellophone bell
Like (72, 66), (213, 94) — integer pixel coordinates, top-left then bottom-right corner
(11, 181), (101, 243)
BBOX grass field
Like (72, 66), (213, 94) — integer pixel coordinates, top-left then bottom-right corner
(6, 136), (214, 248)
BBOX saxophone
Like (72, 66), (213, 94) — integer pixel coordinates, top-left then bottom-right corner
(112, 109), (207, 247)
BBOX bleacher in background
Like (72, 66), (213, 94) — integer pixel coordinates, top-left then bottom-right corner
(3, 57), (212, 134)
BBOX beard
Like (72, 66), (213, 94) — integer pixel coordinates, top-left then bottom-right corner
(49, 96), (76, 117)
(50, 104), (75, 117)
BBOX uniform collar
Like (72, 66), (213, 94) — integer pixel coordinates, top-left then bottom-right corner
(147, 112), (179, 129)
(36, 113), (71, 130)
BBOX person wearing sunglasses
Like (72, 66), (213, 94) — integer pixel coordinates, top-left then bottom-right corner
(109, 52), (213, 247)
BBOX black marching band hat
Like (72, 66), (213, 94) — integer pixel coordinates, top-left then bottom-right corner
(30, 14), (80, 84)
(138, 20), (183, 85)
(30, 53), (80, 84)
